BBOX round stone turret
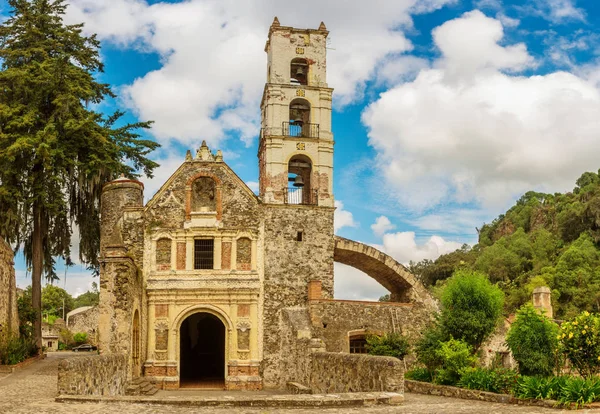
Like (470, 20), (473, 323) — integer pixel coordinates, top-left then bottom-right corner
(100, 176), (144, 253)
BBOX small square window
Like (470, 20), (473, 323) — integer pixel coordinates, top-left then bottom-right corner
(297, 231), (303, 242)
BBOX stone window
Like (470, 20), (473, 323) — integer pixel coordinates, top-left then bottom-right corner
(191, 177), (216, 212)
(156, 238), (172, 270)
(236, 237), (251, 270)
(349, 334), (368, 354)
(194, 239), (214, 269)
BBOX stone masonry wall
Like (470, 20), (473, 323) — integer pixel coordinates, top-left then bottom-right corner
(262, 205), (334, 387)
(57, 354), (128, 396)
(310, 352), (404, 394)
(68, 306), (99, 346)
(309, 299), (434, 353)
(0, 237), (18, 335)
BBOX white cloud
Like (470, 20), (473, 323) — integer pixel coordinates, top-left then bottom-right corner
(64, 0), (456, 147)
(495, 12), (519, 28)
(381, 232), (463, 264)
(246, 181), (259, 193)
(474, 0), (502, 10)
(334, 263), (389, 301)
(363, 10), (600, 213)
(16, 269), (95, 298)
(371, 216), (396, 237)
(541, 0), (585, 23)
(334, 201), (358, 233)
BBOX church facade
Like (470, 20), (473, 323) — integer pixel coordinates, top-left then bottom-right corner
(98, 19), (433, 391)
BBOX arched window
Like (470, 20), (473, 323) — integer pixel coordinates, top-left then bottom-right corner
(287, 98), (317, 138)
(156, 238), (172, 271)
(287, 154), (315, 205)
(191, 177), (216, 212)
(236, 237), (252, 270)
(290, 58), (308, 85)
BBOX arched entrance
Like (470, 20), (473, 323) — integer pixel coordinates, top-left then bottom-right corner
(179, 312), (226, 387)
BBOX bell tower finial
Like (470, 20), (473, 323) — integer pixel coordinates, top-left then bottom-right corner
(271, 17), (280, 28)
(318, 21), (327, 31)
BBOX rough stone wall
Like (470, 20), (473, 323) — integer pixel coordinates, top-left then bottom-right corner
(262, 205), (334, 387)
(0, 237), (18, 335)
(310, 352), (404, 394)
(68, 306), (99, 346)
(309, 299), (434, 353)
(57, 354), (128, 396)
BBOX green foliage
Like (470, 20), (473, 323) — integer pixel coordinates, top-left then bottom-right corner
(17, 289), (36, 339)
(405, 367), (434, 382)
(59, 328), (73, 348)
(514, 376), (600, 407)
(73, 332), (87, 345)
(559, 311), (600, 378)
(415, 325), (447, 372)
(457, 367), (519, 394)
(514, 376), (564, 400)
(378, 294), (390, 302)
(409, 244), (476, 287)
(506, 303), (559, 376)
(556, 376), (600, 407)
(439, 270), (504, 350)
(365, 333), (410, 360)
(433, 338), (478, 385)
(41, 285), (74, 318)
(73, 282), (99, 308)
(0, 331), (38, 365)
(0, 0), (159, 347)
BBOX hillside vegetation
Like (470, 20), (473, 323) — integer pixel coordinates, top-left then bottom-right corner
(410, 171), (600, 319)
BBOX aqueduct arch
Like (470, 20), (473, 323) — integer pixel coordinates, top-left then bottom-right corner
(333, 236), (434, 305)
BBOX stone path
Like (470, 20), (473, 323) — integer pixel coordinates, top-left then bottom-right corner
(0, 352), (594, 413)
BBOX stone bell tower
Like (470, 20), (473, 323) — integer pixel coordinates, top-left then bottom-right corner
(258, 17), (334, 207)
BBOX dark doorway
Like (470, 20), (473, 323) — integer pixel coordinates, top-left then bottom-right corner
(180, 313), (225, 387)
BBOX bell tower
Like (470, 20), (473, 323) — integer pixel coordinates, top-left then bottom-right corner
(258, 18), (334, 207)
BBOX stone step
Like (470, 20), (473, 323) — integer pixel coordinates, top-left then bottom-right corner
(286, 381), (312, 394)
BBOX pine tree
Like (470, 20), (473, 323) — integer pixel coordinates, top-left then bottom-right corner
(0, 0), (160, 350)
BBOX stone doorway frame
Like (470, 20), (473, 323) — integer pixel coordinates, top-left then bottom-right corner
(173, 305), (233, 388)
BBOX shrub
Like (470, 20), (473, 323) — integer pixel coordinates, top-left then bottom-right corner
(73, 332), (88, 345)
(366, 332), (410, 360)
(405, 367), (434, 383)
(0, 332), (37, 365)
(415, 325), (447, 372)
(558, 311), (600, 378)
(458, 367), (519, 394)
(439, 270), (504, 351)
(506, 303), (559, 376)
(434, 338), (477, 385)
(557, 376), (600, 407)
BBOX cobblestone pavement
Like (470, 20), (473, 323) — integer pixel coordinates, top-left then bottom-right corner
(0, 353), (594, 413)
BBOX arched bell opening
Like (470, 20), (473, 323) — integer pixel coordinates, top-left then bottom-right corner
(287, 154), (314, 205)
(290, 58), (308, 85)
(287, 98), (316, 138)
(179, 312), (226, 388)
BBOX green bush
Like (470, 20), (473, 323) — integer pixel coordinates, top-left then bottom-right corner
(439, 270), (504, 351)
(557, 376), (600, 407)
(458, 367), (519, 394)
(366, 333), (410, 360)
(434, 338), (477, 385)
(415, 325), (446, 372)
(506, 303), (559, 376)
(73, 332), (88, 345)
(514, 376), (600, 407)
(559, 311), (600, 378)
(0, 332), (37, 365)
(405, 367), (434, 383)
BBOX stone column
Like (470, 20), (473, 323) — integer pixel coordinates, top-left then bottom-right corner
(532, 286), (553, 318)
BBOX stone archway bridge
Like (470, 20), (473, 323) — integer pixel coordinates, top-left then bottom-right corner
(334, 236), (435, 307)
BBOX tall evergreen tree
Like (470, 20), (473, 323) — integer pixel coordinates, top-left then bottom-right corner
(0, 0), (159, 350)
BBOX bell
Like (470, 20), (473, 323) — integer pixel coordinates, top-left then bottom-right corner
(293, 113), (304, 125)
(293, 175), (304, 188)
(295, 67), (304, 77)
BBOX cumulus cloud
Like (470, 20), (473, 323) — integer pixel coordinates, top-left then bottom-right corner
(371, 216), (396, 237)
(380, 232), (463, 264)
(363, 10), (600, 213)
(334, 201), (358, 233)
(536, 0), (585, 23)
(64, 0), (455, 147)
(334, 263), (389, 301)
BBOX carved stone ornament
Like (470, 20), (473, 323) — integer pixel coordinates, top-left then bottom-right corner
(155, 321), (169, 351)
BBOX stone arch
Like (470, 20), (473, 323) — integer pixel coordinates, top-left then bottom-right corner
(185, 173), (222, 220)
(334, 236), (433, 305)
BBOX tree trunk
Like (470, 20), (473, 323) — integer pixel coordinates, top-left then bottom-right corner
(32, 201), (43, 353)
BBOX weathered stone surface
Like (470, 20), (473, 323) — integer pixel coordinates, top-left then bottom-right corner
(311, 352), (404, 394)
(0, 237), (18, 335)
(67, 306), (99, 346)
(57, 354), (128, 396)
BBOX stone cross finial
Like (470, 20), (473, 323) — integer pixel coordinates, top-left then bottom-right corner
(271, 17), (280, 27)
(318, 21), (327, 31)
(215, 150), (223, 162)
(185, 150), (192, 162)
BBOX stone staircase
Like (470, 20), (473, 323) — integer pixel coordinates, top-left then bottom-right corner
(126, 377), (159, 396)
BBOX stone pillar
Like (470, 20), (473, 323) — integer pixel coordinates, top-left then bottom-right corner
(532, 286), (553, 319)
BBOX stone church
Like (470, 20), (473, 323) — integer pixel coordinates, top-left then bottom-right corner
(98, 18), (434, 391)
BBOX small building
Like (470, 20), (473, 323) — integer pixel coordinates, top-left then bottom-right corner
(42, 323), (60, 352)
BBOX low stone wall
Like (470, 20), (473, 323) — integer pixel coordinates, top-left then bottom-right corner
(57, 354), (128, 396)
(310, 352), (404, 394)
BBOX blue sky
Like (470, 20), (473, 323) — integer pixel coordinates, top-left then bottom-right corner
(5, 0), (600, 299)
